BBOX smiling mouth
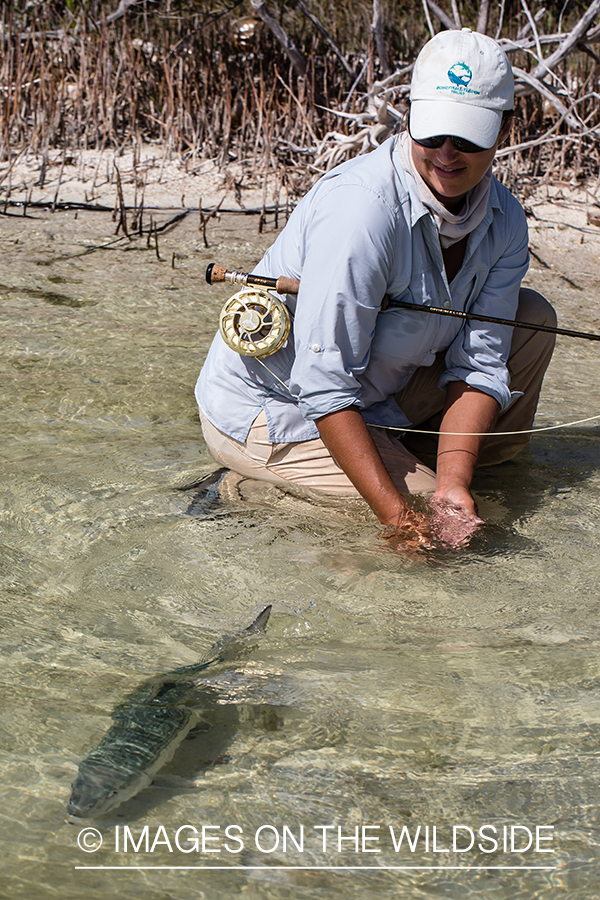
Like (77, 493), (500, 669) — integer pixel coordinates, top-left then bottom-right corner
(433, 163), (466, 176)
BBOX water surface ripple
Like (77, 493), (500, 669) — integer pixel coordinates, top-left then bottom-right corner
(0, 210), (599, 899)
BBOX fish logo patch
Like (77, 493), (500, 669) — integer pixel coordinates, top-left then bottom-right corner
(436, 62), (480, 96)
(448, 63), (472, 87)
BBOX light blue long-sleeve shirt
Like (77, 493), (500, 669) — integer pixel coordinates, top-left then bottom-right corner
(196, 135), (529, 443)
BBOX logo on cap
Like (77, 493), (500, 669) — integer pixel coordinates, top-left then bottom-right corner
(436, 60), (480, 96)
(448, 62), (472, 87)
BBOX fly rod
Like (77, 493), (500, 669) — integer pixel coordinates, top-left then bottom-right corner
(206, 262), (600, 344)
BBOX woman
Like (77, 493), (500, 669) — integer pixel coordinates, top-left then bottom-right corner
(196, 28), (556, 548)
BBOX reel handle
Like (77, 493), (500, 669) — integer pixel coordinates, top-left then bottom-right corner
(206, 263), (299, 296)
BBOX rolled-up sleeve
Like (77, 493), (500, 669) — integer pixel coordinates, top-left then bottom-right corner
(288, 182), (400, 421)
(439, 208), (529, 411)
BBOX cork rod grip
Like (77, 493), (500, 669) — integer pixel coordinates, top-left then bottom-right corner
(205, 263), (300, 295)
(275, 276), (300, 295)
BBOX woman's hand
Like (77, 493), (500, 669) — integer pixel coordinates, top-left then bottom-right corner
(429, 485), (484, 548)
(381, 506), (435, 552)
(430, 382), (497, 547)
(316, 408), (434, 551)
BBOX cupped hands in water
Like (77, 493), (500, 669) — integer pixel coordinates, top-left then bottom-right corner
(381, 486), (484, 552)
(380, 505), (435, 553)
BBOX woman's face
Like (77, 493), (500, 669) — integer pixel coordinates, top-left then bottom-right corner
(410, 130), (505, 211)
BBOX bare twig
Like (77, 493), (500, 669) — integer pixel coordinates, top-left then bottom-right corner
(513, 66), (581, 128)
(102, 0), (144, 27)
(520, 0), (544, 65)
(421, 0), (436, 39)
(293, 0), (353, 77)
(423, 0), (458, 32)
(51, 151), (67, 213)
(494, 0), (507, 40)
(371, 0), (391, 78)
(250, 0), (306, 78)
(199, 191), (229, 248)
(114, 164), (129, 237)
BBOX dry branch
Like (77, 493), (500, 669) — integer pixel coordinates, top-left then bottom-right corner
(293, 0), (354, 77)
(250, 0), (307, 78)
(476, 0), (491, 34)
(423, 0), (458, 32)
(372, 0), (391, 77)
(513, 66), (581, 128)
(103, 0), (145, 26)
(530, 0), (600, 80)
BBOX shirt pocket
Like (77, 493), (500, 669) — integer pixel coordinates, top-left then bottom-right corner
(406, 262), (442, 307)
(454, 265), (488, 312)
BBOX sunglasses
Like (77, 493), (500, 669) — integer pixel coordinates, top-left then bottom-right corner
(409, 128), (487, 154)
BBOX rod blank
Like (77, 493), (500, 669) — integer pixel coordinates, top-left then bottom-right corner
(205, 263), (600, 343)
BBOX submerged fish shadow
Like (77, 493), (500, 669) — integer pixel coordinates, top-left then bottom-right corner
(68, 606), (273, 822)
(103, 698), (242, 822)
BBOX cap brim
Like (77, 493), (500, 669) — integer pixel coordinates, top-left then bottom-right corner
(410, 100), (502, 150)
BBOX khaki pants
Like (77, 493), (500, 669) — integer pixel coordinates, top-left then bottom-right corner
(200, 289), (556, 497)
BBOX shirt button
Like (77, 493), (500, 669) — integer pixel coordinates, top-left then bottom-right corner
(431, 347), (437, 354)
(311, 343), (321, 353)
(444, 300), (451, 309)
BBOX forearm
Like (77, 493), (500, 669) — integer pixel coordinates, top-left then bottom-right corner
(316, 407), (410, 526)
(435, 381), (499, 498)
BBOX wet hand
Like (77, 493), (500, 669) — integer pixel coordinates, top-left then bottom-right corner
(381, 506), (435, 553)
(429, 486), (484, 549)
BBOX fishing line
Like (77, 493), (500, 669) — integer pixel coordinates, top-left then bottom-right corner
(255, 354), (600, 436)
(370, 413), (600, 437)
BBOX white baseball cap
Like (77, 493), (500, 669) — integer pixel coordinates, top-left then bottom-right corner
(409, 28), (514, 149)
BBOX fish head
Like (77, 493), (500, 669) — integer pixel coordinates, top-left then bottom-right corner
(68, 759), (151, 818)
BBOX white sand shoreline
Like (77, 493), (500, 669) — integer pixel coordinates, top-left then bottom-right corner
(1, 146), (277, 212)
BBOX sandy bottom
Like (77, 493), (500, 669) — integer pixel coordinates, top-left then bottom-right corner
(1, 150), (600, 900)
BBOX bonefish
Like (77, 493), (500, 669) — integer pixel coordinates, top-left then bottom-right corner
(67, 606), (271, 818)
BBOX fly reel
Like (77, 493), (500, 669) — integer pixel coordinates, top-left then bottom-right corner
(219, 288), (291, 358)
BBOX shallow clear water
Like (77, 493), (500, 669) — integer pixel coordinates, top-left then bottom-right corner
(1, 209), (599, 899)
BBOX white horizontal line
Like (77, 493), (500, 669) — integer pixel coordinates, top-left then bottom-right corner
(75, 865), (558, 871)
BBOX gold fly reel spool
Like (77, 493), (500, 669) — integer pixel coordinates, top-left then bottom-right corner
(219, 288), (290, 357)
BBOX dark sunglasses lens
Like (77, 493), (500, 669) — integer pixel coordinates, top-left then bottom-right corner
(413, 135), (445, 149)
(412, 133), (486, 153)
(451, 136), (486, 153)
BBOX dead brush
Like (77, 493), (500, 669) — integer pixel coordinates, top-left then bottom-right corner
(0, 0), (599, 203)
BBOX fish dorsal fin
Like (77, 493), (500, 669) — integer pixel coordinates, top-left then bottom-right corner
(198, 604), (272, 666)
(169, 605), (272, 674)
